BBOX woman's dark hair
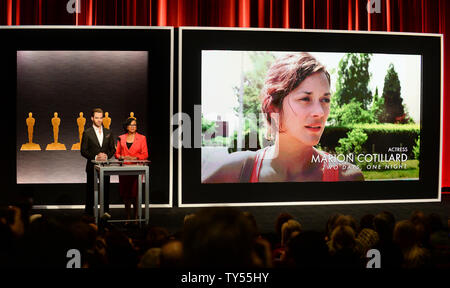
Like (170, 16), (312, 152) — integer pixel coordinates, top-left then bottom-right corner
(122, 117), (137, 133)
(261, 53), (330, 134)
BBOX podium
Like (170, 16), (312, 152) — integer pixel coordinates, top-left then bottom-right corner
(93, 160), (150, 225)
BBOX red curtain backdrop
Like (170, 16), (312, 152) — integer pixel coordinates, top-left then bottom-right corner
(1, 0), (449, 187)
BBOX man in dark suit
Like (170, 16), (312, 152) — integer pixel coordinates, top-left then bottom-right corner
(81, 108), (116, 216)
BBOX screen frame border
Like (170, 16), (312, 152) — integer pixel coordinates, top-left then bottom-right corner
(2, 26), (174, 209)
(178, 26), (443, 208)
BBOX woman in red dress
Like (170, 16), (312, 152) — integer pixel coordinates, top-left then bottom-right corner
(115, 117), (148, 223)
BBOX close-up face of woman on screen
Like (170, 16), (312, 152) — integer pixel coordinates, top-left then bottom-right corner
(262, 53), (331, 151)
(267, 67), (331, 148)
(202, 52), (363, 183)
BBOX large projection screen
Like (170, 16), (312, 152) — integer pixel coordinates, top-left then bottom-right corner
(178, 27), (442, 207)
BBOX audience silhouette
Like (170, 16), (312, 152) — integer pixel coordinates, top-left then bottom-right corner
(1, 198), (449, 268)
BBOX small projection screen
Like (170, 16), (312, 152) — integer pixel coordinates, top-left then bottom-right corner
(1, 27), (173, 206)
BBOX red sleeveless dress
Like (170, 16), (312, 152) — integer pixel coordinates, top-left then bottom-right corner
(249, 147), (339, 182)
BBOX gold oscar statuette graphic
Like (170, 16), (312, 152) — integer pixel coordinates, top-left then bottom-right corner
(129, 112), (136, 120)
(103, 112), (111, 129)
(20, 112), (41, 151)
(46, 112), (67, 150)
(71, 112), (86, 150)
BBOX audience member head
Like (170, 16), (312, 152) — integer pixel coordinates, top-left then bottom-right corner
(105, 230), (138, 268)
(410, 210), (430, 247)
(325, 213), (343, 241)
(393, 220), (430, 268)
(373, 212), (395, 244)
(183, 213), (196, 226)
(138, 248), (161, 268)
(393, 220), (418, 251)
(285, 231), (329, 268)
(25, 216), (75, 267)
(9, 196), (33, 232)
(253, 238), (273, 268)
(68, 221), (97, 267)
(0, 210), (15, 266)
(182, 207), (256, 268)
(145, 226), (169, 249)
(281, 219), (302, 248)
(410, 210), (426, 225)
(359, 214), (375, 231)
(356, 228), (379, 255)
(275, 212), (294, 240)
(330, 225), (356, 253)
(427, 213), (444, 234)
(160, 240), (183, 268)
(0, 206), (25, 238)
(381, 210), (396, 223)
(334, 215), (358, 233)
